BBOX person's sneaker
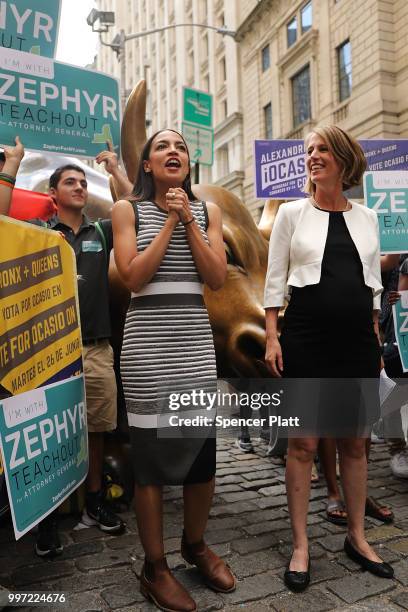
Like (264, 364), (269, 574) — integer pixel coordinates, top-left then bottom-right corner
(371, 418), (385, 444)
(82, 492), (125, 532)
(390, 449), (408, 479)
(35, 517), (63, 558)
(235, 437), (254, 453)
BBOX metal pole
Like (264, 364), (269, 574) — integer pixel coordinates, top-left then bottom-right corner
(119, 29), (126, 111)
(194, 162), (200, 184)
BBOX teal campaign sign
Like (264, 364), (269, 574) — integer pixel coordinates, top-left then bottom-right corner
(364, 172), (408, 254)
(393, 292), (408, 373)
(0, 375), (88, 538)
(0, 1), (61, 57)
(0, 54), (120, 158)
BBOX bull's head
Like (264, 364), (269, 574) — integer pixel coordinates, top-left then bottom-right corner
(111, 80), (281, 377)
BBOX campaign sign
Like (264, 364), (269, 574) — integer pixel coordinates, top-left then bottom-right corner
(254, 139), (408, 199)
(364, 172), (408, 254)
(0, 217), (87, 538)
(393, 291), (408, 373)
(0, 50), (121, 158)
(0, 0), (61, 57)
(0, 376), (87, 538)
(254, 140), (306, 199)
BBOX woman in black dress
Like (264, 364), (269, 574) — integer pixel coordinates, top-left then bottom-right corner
(264, 126), (394, 591)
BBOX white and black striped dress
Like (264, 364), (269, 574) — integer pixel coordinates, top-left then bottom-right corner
(121, 200), (217, 485)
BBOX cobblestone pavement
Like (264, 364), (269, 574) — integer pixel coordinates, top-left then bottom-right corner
(0, 438), (408, 611)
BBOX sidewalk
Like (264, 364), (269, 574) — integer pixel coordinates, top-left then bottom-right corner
(0, 439), (407, 611)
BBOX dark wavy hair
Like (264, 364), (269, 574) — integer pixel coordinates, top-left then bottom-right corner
(130, 129), (196, 202)
(49, 164), (85, 190)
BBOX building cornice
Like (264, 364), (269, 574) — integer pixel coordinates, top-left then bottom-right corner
(235, 0), (276, 42)
(277, 28), (318, 72)
(214, 112), (244, 139)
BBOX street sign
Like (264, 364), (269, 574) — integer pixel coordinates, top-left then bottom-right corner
(0, 0), (62, 58)
(183, 86), (212, 127)
(182, 121), (214, 166)
(364, 171), (408, 254)
(0, 49), (121, 159)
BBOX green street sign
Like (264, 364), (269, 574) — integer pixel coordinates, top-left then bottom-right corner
(183, 86), (212, 127)
(182, 121), (214, 166)
(0, 54), (121, 159)
(0, 1), (62, 58)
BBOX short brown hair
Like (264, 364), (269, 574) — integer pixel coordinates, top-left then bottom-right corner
(304, 125), (367, 195)
(49, 164), (86, 190)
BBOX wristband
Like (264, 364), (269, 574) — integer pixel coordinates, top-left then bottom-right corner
(0, 172), (16, 185)
(0, 179), (14, 189)
(182, 217), (194, 226)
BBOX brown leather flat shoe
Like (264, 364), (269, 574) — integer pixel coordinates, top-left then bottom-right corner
(181, 532), (236, 593)
(140, 557), (197, 612)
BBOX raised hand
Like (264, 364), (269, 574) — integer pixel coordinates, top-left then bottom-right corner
(2, 136), (25, 174)
(95, 150), (120, 175)
(166, 187), (193, 224)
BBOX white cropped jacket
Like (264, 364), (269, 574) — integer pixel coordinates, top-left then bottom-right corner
(264, 198), (383, 311)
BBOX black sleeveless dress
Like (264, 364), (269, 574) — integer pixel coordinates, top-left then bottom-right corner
(279, 211), (381, 436)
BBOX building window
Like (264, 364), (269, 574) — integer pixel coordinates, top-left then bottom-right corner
(220, 56), (226, 81)
(202, 33), (208, 57)
(218, 145), (229, 176)
(292, 64), (311, 127)
(187, 51), (194, 79)
(301, 2), (312, 34)
(287, 16), (297, 47)
(261, 45), (270, 71)
(264, 102), (272, 139)
(338, 40), (352, 101)
(223, 100), (228, 119)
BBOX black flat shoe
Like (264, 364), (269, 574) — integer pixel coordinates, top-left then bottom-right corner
(344, 537), (394, 578)
(284, 555), (310, 592)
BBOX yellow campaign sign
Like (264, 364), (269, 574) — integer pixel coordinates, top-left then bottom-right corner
(0, 216), (82, 394)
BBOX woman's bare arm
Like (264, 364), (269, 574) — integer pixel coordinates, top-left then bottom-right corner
(183, 202), (227, 290)
(112, 200), (178, 292)
(265, 307), (283, 377)
(0, 137), (24, 216)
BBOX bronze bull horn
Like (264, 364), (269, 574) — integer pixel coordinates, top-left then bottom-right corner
(121, 79), (147, 184)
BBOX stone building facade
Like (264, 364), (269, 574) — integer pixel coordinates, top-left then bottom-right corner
(94, 0), (408, 218)
(237, 0), (408, 216)
(95, 0), (244, 197)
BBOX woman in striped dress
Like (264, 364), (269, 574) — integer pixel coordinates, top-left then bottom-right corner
(112, 129), (236, 612)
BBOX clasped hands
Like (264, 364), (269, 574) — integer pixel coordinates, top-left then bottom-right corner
(166, 187), (194, 225)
